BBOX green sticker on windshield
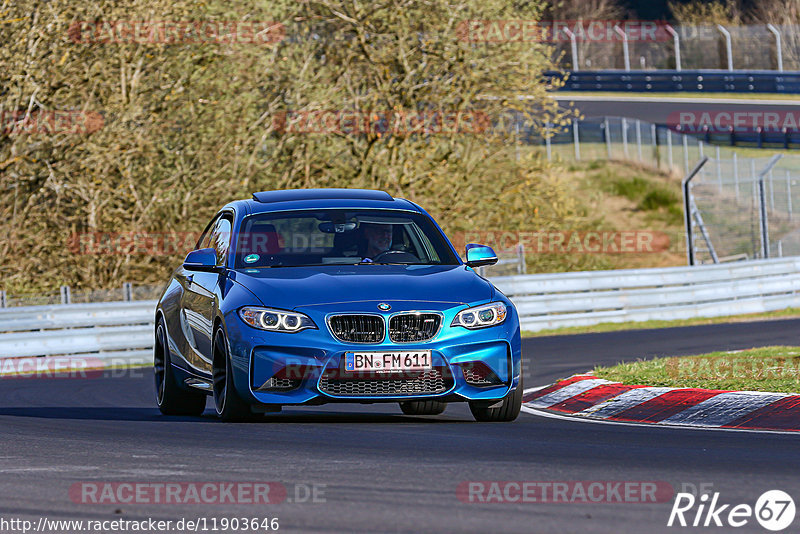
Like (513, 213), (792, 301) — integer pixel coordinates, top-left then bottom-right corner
(244, 254), (260, 264)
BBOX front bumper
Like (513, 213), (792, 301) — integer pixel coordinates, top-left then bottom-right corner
(224, 303), (523, 406)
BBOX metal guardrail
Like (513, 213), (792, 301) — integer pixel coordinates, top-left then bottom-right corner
(549, 70), (800, 93)
(493, 257), (800, 332)
(0, 301), (156, 365)
(1, 257), (799, 361)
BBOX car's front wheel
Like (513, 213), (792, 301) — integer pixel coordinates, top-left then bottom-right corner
(468, 375), (523, 422)
(154, 318), (206, 416)
(399, 400), (447, 416)
(212, 328), (259, 422)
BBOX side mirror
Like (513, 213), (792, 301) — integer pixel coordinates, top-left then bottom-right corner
(465, 244), (498, 268)
(183, 248), (220, 272)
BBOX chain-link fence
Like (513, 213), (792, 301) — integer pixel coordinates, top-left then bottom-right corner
(553, 24), (799, 71)
(0, 283), (163, 308)
(543, 116), (728, 176)
(688, 154), (800, 264)
(540, 115), (800, 265)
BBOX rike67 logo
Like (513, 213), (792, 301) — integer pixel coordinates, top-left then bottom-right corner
(668, 490), (795, 531)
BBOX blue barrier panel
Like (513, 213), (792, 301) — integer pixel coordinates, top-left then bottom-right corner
(547, 70), (800, 93)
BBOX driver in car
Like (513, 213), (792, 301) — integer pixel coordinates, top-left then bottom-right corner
(361, 223), (393, 261)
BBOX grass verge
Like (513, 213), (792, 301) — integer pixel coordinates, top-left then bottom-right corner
(593, 346), (800, 393)
(522, 307), (800, 338)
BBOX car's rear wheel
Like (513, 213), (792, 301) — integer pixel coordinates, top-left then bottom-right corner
(212, 328), (259, 422)
(469, 375), (523, 422)
(399, 400), (447, 416)
(154, 318), (206, 416)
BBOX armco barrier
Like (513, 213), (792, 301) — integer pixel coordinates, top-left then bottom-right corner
(1, 257), (799, 364)
(548, 70), (800, 93)
(492, 257), (800, 332)
(0, 301), (156, 365)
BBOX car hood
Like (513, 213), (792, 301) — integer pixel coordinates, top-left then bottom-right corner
(231, 264), (494, 310)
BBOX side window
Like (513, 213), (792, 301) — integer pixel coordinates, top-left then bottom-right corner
(209, 216), (233, 266)
(197, 216), (218, 250)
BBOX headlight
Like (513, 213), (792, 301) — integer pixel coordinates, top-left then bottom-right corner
(451, 302), (507, 329)
(239, 307), (316, 333)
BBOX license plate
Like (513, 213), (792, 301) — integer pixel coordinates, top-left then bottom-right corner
(344, 351), (432, 373)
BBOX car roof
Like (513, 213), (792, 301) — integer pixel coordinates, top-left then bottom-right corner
(252, 188), (392, 203)
(227, 188), (422, 216)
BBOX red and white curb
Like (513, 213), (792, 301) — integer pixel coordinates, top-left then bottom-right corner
(522, 374), (800, 432)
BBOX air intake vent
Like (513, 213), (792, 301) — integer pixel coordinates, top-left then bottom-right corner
(328, 314), (385, 343)
(389, 313), (441, 342)
(319, 368), (452, 397)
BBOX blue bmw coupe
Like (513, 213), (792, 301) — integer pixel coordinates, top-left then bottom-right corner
(154, 189), (523, 421)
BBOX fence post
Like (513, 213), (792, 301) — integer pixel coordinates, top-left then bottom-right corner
(683, 157), (710, 266)
(651, 123), (659, 168)
(563, 27), (579, 69)
(665, 24), (681, 71)
(787, 171), (793, 221)
(667, 129), (674, 170)
(622, 118), (629, 159)
(635, 120), (643, 161)
(757, 154), (783, 259)
(698, 141), (705, 179)
(769, 169), (775, 211)
(614, 25), (631, 71)
(682, 134), (689, 174)
(545, 121), (552, 161)
(573, 120), (580, 161)
(752, 179), (759, 258)
(715, 146), (722, 192)
(60, 285), (71, 305)
(516, 243), (526, 275)
(123, 282), (133, 302)
(604, 117), (612, 159)
(717, 24), (734, 71)
(733, 153), (739, 202)
(767, 24), (783, 72)
(0, 290), (6, 308)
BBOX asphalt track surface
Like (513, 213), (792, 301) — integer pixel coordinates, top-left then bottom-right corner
(2, 319), (800, 533)
(553, 95), (800, 124)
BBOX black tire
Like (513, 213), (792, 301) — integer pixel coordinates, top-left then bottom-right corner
(154, 318), (206, 416)
(469, 375), (523, 422)
(212, 328), (258, 422)
(399, 400), (447, 416)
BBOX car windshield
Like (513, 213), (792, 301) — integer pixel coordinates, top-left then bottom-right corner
(234, 209), (459, 269)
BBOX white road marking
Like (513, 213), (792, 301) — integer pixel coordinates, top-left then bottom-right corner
(659, 391), (789, 427)
(574, 386), (674, 418)
(526, 378), (610, 409)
